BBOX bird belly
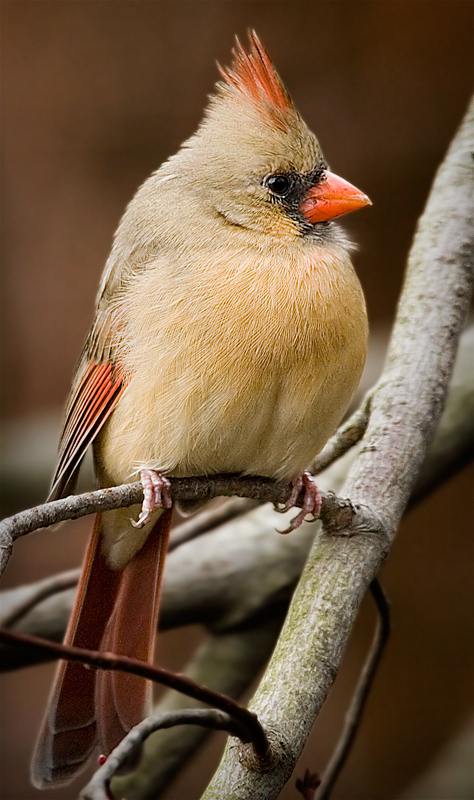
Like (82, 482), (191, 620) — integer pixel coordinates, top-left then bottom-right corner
(95, 246), (367, 567)
(99, 335), (363, 487)
(98, 259), (367, 484)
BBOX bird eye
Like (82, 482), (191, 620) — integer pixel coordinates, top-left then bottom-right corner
(266, 174), (291, 197)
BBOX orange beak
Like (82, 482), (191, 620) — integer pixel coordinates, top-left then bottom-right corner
(300, 170), (371, 223)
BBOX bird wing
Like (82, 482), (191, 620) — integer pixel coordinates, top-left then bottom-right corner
(48, 307), (127, 502)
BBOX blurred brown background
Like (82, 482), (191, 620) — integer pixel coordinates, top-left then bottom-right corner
(1, 2), (473, 799)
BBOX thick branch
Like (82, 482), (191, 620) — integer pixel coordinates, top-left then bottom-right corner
(202, 99), (474, 799)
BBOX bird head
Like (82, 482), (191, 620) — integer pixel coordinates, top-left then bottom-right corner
(175, 32), (371, 242)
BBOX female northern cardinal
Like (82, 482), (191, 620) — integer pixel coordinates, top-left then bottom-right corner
(31, 32), (370, 787)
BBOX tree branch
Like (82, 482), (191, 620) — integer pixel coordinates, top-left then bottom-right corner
(0, 627), (269, 758)
(0, 475), (380, 580)
(315, 579), (391, 799)
(112, 616), (286, 799)
(201, 98), (474, 799)
(80, 709), (251, 800)
(0, 569), (79, 629)
(1, 319), (471, 670)
(309, 391), (373, 475)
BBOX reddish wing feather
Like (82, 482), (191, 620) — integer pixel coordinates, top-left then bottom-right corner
(49, 361), (126, 501)
(33, 351), (173, 785)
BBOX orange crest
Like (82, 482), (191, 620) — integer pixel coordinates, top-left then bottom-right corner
(219, 31), (293, 115)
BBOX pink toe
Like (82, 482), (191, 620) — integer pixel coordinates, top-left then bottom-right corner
(276, 471), (321, 534)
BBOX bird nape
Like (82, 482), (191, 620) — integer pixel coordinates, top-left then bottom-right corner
(31, 31), (370, 788)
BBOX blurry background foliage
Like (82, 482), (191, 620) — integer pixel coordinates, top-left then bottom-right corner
(1, 2), (472, 800)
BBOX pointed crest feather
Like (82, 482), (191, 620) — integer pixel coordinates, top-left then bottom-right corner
(219, 31), (293, 115)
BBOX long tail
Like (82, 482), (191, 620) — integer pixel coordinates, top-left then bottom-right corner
(30, 508), (172, 788)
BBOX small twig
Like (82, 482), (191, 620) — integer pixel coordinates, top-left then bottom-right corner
(0, 568), (79, 628)
(315, 578), (391, 799)
(168, 497), (260, 552)
(0, 627), (270, 758)
(310, 392), (373, 475)
(295, 768), (321, 799)
(81, 709), (250, 800)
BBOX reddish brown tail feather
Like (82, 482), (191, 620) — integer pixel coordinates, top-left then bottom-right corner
(31, 509), (172, 788)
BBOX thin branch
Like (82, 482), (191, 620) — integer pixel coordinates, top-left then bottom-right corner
(0, 627), (269, 758)
(0, 569), (79, 628)
(0, 477), (382, 579)
(112, 615), (286, 799)
(310, 391), (373, 475)
(315, 579), (391, 800)
(81, 709), (250, 800)
(295, 769), (321, 800)
(0, 499), (261, 637)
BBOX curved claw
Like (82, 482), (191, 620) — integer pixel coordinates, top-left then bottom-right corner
(131, 469), (173, 529)
(275, 471), (321, 534)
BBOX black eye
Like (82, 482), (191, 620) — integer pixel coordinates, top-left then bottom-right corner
(266, 174), (291, 197)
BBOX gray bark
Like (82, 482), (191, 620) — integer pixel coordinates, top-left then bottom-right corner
(202, 98), (474, 799)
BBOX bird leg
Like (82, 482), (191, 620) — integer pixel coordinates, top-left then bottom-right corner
(275, 471), (321, 534)
(132, 469), (173, 529)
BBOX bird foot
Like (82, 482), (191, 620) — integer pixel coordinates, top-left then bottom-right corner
(132, 469), (173, 529)
(275, 471), (321, 534)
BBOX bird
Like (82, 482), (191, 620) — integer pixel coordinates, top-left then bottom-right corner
(31, 32), (370, 787)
